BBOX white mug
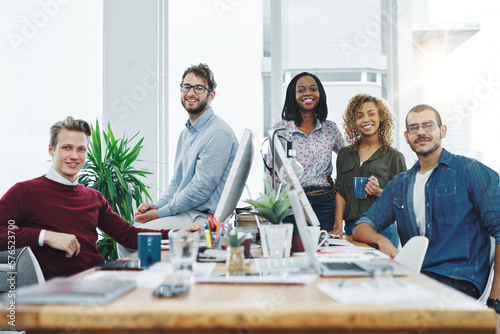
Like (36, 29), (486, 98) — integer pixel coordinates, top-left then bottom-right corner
(307, 226), (328, 249)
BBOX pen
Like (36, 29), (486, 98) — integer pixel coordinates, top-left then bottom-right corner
(221, 223), (228, 247)
(215, 216), (221, 236)
(338, 280), (350, 288)
(208, 214), (217, 232)
(216, 223), (226, 248)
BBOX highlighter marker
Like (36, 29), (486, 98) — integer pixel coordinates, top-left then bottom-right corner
(204, 223), (213, 248)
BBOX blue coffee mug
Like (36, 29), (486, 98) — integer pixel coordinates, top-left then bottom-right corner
(353, 177), (369, 199)
(138, 232), (162, 268)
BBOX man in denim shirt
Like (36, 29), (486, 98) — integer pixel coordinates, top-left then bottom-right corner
(353, 104), (500, 301)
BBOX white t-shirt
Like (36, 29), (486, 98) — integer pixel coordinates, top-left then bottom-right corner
(413, 169), (433, 236)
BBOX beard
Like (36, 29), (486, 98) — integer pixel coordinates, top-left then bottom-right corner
(182, 96), (209, 115)
(411, 135), (442, 157)
(415, 141), (440, 157)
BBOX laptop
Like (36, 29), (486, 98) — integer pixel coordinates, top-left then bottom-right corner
(257, 189), (410, 277)
(268, 128), (320, 227)
(3, 277), (137, 305)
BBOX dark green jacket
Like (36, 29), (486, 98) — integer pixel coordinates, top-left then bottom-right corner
(335, 147), (407, 222)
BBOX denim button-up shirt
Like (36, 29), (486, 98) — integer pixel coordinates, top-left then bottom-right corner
(355, 149), (500, 292)
(155, 107), (238, 217)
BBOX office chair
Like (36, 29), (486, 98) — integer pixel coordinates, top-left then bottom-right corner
(478, 237), (496, 305)
(394, 236), (429, 272)
(0, 246), (45, 291)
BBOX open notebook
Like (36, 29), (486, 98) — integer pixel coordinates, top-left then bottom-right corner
(4, 277), (136, 305)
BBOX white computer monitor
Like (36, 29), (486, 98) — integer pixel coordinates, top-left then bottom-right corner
(214, 129), (254, 224)
(267, 129), (320, 226)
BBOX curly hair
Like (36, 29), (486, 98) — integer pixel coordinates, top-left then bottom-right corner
(342, 94), (395, 152)
(281, 72), (327, 126)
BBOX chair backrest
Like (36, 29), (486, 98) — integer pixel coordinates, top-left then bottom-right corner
(24, 246), (45, 284)
(0, 246), (45, 291)
(394, 236), (429, 272)
(478, 237), (496, 305)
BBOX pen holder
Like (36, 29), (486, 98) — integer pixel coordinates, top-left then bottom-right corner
(226, 246), (244, 275)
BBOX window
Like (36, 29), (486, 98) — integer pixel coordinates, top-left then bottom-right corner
(367, 72), (378, 83)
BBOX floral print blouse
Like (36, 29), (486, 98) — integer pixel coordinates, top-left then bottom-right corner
(268, 119), (346, 188)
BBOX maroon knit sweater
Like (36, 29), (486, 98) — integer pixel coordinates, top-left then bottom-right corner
(0, 176), (170, 279)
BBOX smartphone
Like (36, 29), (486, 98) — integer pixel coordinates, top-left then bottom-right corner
(96, 260), (142, 270)
(152, 284), (189, 297)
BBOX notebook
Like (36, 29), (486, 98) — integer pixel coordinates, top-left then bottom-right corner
(5, 277), (137, 305)
(197, 247), (227, 262)
(271, 189), (410, 277)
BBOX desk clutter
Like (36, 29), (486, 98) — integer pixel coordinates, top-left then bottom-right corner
(0, 212), (484, 312)
(0, 211), (418, 306)
(0, 232), (487, 325)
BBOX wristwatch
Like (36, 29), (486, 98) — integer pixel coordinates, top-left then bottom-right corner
(486, 298), (500, 313)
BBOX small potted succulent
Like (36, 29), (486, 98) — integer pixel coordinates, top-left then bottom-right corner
(245, 180), (293, 225)
(245, 181), (294, 258)
(224, 228), (247, 275)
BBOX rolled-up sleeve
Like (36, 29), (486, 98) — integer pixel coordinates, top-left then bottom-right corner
(157, 130), (235, 217)
(465, 160), (500, 245)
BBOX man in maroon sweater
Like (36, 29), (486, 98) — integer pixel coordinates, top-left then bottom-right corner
(0, 116), (200, 280)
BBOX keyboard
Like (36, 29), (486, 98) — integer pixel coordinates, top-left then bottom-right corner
(322, 262), (363, 271)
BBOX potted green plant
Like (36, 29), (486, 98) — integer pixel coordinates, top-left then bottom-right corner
(224, 228), (247, 275)
(245, 180), (293, 225)
(245, 181), (294, 258)
(79, 120), (152, 261)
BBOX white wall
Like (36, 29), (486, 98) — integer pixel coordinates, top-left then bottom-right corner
(103, 0), (168, 201)
(0, 0), (102, 195)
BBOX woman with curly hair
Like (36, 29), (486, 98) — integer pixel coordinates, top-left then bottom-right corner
(268, 72), (346, 232)
(332, 94), (406, 246)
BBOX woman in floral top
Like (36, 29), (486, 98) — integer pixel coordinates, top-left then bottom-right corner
(333, 94), (406, 247)
(268, 72), (346, 232)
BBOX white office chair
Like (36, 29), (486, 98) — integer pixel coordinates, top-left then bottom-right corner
(394, 236), (429, 272)
(478, 237), (496, 305)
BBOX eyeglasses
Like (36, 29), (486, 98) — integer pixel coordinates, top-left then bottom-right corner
(406, 121), (437, 134)
(180, 84), (211, 94)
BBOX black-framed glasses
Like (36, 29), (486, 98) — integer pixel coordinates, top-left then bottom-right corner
(406, 121), (437, 134)
(180, 84), (211, 94)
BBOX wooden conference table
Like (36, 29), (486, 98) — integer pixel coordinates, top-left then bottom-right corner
(1, 237), (496, 334)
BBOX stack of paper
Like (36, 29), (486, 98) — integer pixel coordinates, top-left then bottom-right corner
(318, 279), (436, 305)
(317, 246), (390, 262)
(317, 279), (484, 310)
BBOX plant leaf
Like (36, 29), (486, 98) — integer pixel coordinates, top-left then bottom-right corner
(78, 119), (153, 261)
